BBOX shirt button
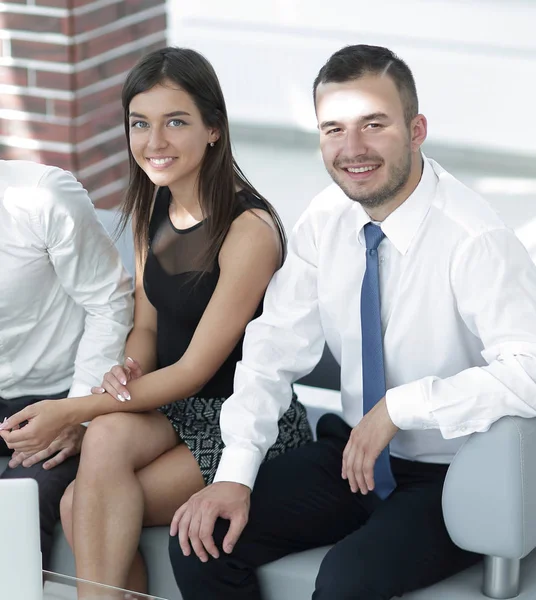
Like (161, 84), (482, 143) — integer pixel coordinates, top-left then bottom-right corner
(379, 257), (385, 264)
(459, 425), (467, 433)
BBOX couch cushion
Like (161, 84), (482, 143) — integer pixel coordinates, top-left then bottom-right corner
(47, 522), (536, 600)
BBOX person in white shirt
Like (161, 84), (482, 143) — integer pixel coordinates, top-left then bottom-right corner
(0, 159), (133, 569)
(166, 45), (536, 599)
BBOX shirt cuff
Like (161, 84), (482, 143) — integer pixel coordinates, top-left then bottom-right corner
(68, 383), (92, 427)
(213, 446), (263, 491)
(68, 382), (92, 399)
(385, 379), (438, 431)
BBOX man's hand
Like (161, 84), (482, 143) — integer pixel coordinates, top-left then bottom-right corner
(91, 356), (143, 402)
(8, 425), (86, 470)
(170, 482), (251, 562)
(342, 397), (399, 495)
(0, 398), (75, 454)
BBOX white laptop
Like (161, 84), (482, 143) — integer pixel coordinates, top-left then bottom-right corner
(0, 479), (43, 599)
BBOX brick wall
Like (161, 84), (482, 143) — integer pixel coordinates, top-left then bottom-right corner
(0, 0), (167, 207)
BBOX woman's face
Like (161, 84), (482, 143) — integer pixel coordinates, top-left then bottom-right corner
(128, 80), (219, 193)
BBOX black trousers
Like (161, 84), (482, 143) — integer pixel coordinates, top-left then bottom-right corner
(169, 413), (481, 600)
(0, 391), (79, 570)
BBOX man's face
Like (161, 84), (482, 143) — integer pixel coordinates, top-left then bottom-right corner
(316, 74), (417, 209)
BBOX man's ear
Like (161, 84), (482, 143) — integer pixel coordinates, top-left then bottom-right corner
(410, 114), (427, 152)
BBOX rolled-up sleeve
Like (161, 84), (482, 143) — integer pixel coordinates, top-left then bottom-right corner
(386, 229), (536, 437)
(214, 211), (326, 489)
(37, 167), (134, 398)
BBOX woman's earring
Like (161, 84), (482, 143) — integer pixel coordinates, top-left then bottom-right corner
(209, 142), (215, 147)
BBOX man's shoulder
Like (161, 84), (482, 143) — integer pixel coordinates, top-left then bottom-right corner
(309, 182), (352, 211)
(1, 160), (92, 220)
(298, 182), (354, 230)
(0, 159), (52, 181)
(430, 159), (506, 238)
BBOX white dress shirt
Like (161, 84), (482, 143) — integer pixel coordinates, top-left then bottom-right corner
(0, 160), (134, 400)
(215, 156), (536, 490)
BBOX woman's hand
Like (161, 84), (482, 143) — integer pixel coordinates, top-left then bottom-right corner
(91, 356), (143, 402)
(0, 398), (77, 455)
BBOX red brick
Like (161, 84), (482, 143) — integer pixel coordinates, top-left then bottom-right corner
(32, 121), (72, 145)
(11, 39), (70, 63)
(0, 145), (74, 171)
(75, 101), (119, 124)
(75, 105), (123, 145)
(94, 190), (124, 209)
(36, 70), (74, 91)
(76, 83), (123, 117)
(71, 0), (105, 8)
(76, 39), (167, 89)
(0, 145), (42, 164)
(4, 119), (73, 145)
(5, 0), (166, 209)
(71, 0), (162, 10)
(129, 0), (165, 11)
(72, 0), (160, 36)
(76, 133), (125, 171)
(49, 99), (73, 119)
(0, 119), (31, 138)
(76, 53), (136, 89)
(81, 161), (129, 195)
(0, 93), (47, 114)
(33, 0), (68, 8)
(73, 15), (166, 62)
(0, 13), (64, 34)
(0, 66), (28, 86)
(39, 151), (76, 172)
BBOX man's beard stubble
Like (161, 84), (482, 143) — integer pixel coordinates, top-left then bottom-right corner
(328, 145), (412, 209)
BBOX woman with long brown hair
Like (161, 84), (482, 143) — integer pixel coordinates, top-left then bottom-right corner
(0, 46), (312, 594)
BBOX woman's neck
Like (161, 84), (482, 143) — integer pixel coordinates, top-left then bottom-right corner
(167, 182), (204, 229)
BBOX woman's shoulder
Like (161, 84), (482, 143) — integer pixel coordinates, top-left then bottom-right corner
(219, 207), (281, 275)
(220, 192), (280, 265)
(234, 188), (269, 213)
(231, 189), (277, 231)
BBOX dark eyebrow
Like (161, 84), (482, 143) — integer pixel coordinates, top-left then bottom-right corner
(360, 112), (389, 122)
(319, 112), (390, 131)
(319, 120), (338, 130)
(128, 110), (191, 118)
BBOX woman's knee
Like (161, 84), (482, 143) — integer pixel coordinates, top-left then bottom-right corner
(80, 414), (134, 468)
(59, 482), (74, 542)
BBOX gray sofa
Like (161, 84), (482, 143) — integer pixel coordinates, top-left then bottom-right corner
(2, 398), (536, 600)
(8, 209), (536, 600)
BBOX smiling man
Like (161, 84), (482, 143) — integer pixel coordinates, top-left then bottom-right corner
(168, 45), (536, 599)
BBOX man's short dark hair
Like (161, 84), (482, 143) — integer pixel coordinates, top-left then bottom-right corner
(313, 45), (419, 126)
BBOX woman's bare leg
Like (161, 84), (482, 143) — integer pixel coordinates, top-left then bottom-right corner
(71, 411), (177, 593)
(61, 430), (205, 594)
(137, 442), (205, 526)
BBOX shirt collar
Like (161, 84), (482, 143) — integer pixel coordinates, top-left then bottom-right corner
(355, 154), (438, 255)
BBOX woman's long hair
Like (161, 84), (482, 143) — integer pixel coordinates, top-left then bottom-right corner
(118, 47), (286, 269)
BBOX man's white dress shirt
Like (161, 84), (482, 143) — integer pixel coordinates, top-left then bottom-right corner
(0, 160), (134, 400)
(215, 156), (536, 490)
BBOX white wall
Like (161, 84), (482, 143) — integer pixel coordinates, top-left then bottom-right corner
(168, 0), (536, 158)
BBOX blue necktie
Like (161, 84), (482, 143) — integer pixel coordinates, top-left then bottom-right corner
(361, 222), (396, 499)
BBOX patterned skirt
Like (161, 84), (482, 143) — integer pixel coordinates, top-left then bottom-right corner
(158, 392), (313, 485)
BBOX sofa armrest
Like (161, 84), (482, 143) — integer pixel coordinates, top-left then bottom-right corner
(442, 416), (536, 559)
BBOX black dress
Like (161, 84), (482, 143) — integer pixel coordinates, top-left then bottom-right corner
(144, 187), (312, 484)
